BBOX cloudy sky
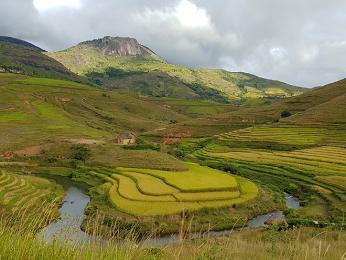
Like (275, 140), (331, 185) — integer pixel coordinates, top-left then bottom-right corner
(1, 0), (346, 87)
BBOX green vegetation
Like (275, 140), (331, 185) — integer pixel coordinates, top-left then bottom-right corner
(119, 163), (239, 192)
(0, 73), (189, 154)
(0, 112), (34, 123)
(0, 210), (345, 260)
(177, 124), (346, 224)
(87, 163), (258, 216)
(71, 145), (92, 162)
(89, 144), (187, 171)
(219, 77), (346, 124)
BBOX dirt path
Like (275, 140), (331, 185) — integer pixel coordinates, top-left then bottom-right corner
(68, 138), (106, 145)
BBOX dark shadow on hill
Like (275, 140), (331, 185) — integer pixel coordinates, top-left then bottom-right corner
(86, 68), (230, 103)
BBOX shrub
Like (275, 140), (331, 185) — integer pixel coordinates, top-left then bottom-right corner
(71, 145), (91, 162)
(281, 111), (292, 118)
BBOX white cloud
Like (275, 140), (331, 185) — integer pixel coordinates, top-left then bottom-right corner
(134, 0), (212, 30)
(174, 0), (211, 29)
(132, 0), (240, 68)
(33, 0), (81, 12)
(270, 47), (287, 60)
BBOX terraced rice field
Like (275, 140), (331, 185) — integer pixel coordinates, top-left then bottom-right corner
(207, 146), (346, 177)
(191, 143), (346, 213)
(89, 163), (258, 216)
(0, 170), (63, 211)
(219, 126), (346, 145)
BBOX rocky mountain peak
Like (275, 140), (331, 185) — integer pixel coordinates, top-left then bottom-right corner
(79, 36), (157, 58)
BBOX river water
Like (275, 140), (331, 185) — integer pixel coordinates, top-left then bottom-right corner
(39, 183), (300, 246)
(38, 185), (94, 245)
(247, 192), (300, 228)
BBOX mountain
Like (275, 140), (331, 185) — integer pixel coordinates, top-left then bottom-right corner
(0, 36), (46, 52)
(0, 40), (82, 82)
(79, 36), (161, 59)
(49, 36), (305, 102)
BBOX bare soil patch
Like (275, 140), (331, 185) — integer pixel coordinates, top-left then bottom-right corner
(68, 138), (106, 145)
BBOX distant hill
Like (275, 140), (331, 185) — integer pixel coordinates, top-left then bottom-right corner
(49, 36), (305, 103)
(222, 78), (346, 124)
(280, 79), (346, 124)
(0, 41), (82, 82)
(0, 36), (46, 52)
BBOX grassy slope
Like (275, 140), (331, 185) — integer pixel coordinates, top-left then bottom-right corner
(48, 44), (305, 101)
(0, 42), (82, 82)
(154, 77), (346, 138)
(0, 73), (188, 153)
(219, 77), (346, 123)
(282, 93), (346, 124)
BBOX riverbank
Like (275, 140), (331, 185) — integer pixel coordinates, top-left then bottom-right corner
(38, 180), (300, 246)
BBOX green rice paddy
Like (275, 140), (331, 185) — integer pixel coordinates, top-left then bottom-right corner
(89, 163), (258, 216)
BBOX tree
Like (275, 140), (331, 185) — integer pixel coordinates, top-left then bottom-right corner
(71, 145), (91, 162)
(281, 110), (292, 118)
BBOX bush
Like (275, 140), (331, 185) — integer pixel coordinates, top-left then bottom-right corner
(281, 111), (292, 118)
(71, 145), (91, 162)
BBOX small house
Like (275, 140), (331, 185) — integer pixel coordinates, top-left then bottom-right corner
(117, 132), (136, 145)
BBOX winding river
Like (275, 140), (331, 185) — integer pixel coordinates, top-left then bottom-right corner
(37, 181), (96, 245)
(39, 182), (300, 246)
(247, 192), (300, 228)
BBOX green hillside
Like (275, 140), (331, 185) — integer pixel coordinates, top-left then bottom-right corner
(0, 41), (81, 82)
(49, 36), (305, 102)
(208, 77), (346, 124)
(145, 77), (346, 138)
(0, 73), (188, 154)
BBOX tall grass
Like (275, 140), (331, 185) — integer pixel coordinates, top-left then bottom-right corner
(0, 207), (345, 259)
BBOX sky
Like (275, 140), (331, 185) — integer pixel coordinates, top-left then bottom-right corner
(1, 0), (346, 88)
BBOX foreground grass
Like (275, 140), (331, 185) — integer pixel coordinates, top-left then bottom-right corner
(0, 213), (345, 260)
